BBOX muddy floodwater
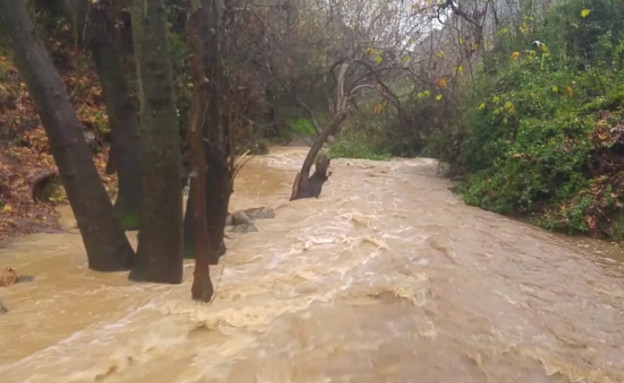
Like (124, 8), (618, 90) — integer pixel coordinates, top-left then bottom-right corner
(1, 147), (624, 383)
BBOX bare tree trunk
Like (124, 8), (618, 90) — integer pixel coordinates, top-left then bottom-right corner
(130, 0), (183, 283)
(187, 1), (214, 302)
(0, 0), (134, 271)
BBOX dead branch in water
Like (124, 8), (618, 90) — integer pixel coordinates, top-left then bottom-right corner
(290, 112), (345, 200)
(30, 169), (58, 202)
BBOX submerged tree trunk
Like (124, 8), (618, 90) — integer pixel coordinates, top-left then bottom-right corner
(130, 0), (183, 283)
(183, 184), (228, 262)
(187, 2), (214, 302)
(202, 0), (233, 264)
(0, 0), (134, 271)
(184, 0), (232, 264)
(55, 0), (142, 230)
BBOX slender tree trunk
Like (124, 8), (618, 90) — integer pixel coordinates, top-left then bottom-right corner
(187, 2), (214, 302)
(184, 192), (228, 261)
(129, 0), (183, 283)
(184, 0), (232, 264)
(0, 0), (134, 271)
(204, 0), (232, 264)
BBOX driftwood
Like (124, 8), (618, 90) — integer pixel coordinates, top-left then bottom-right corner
(0, 267), (18, 287)
(1, 267), (34, 313)
(30, 169), (58, 202)
(289, 56), (400, 201)
(0, 267), (34, 287)
(290, 153), (331, 200)
(290, 112), (345, 201)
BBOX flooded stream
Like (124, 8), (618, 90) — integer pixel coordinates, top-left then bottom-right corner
(1, 146), (624, 382)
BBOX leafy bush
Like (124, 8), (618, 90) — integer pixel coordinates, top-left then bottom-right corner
(449, 0), (624, 238)
(291, 119), (317, 137)
(329, 125), (391, 161)
(389, 93), (446, 158)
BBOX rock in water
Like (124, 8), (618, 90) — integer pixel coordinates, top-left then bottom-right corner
(242, 207), (275, 220)
(226, 207), (274, 233)
(231, 211), (253, 226)
(0, 267), (18, 287)
(230, 223), (259, 233)
(18, 275), (35, 283)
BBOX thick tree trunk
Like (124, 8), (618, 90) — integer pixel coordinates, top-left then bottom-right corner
(129, 0), (183, 283)
(87, 5), (142, 230)
(0, 0), (134, 271)
(187, 3), (214, 302)
(184, 0), (232, 264)
(55, 0), (142, 230)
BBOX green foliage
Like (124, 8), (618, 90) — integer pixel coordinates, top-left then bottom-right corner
(168, 29), (191, 133)
(394, 90), (460, 159)
(329, 127), (391, 161)
(461, 114), (593, 215)
(540, 0), (624, 70)
(290, 119), (317, 137)
(118, 210), (139, 231)
(331, 86), (452, 159)
(449, 0), (624, 238)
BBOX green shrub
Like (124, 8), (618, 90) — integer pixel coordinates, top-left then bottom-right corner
(329, 127), (391, 161)
(290, 119), (317, 137)
(449, 0), (624, 238)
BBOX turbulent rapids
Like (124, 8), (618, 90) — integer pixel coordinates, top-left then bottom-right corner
(1, 147), (624, 383)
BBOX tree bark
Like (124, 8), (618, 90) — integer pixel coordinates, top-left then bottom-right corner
(55, 0), (142, 230)
(187, 2), (214, 302)
(87, 4), (142, 230)
(0, 0), (134, 271)
(183, 0), (232, 264)
(129, 0), (183, 283)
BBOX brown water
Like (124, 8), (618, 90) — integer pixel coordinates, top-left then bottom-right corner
(2, 146), (624, 383)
